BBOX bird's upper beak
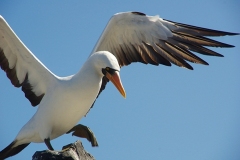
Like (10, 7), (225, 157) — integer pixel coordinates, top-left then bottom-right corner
(105, 71), (126, 98)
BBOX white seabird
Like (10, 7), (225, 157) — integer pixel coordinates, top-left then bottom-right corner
(0, 12), (238, 159)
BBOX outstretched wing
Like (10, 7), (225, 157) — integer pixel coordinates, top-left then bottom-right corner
(0, 16), (58, 106)
(89, 11), (238, 109)
(92, 12), (237, 68)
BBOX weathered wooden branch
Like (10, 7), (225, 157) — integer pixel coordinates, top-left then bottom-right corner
(32, 141), (95, 160)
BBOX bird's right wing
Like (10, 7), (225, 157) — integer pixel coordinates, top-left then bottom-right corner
(87, 11), (238, 111)
(91, 12), (238, 69)
(0, 16), (58, 106)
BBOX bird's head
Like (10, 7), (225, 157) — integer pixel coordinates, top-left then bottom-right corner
(90, 51), (126, 98)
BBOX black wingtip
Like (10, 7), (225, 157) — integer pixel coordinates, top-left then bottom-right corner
(212, 32), (239, 36)
(201, 61), (209, 65)
(217, 53), (226, 57)
(187, 66), (194, 70)
(223, 44), (236, 48)
(226, 32), (240, 36)
(164, 19), (239, 37)
(183, 63), (194, 70)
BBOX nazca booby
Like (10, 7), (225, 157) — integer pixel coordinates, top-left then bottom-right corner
(0, 11), (238, 159)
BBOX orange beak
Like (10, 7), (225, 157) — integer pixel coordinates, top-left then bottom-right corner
(105, 71), (126, 98)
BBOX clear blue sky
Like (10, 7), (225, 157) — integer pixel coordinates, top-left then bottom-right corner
(0, 1), (239, 160)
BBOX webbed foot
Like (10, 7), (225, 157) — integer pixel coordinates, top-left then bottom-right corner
(66, 124), (98, 147)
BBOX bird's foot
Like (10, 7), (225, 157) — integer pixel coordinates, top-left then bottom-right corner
(66, 124), (98, 147)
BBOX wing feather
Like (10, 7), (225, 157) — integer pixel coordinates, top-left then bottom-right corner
(92, 12), (237, 67)
(163, 19), (238, 37)
(89, 11), (238, 108)
(0, 16), (57, 106)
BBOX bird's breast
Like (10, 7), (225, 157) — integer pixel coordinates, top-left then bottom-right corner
(35, 75), (102, 140)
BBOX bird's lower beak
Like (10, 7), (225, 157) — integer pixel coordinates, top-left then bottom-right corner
(105, 71), (126, 98)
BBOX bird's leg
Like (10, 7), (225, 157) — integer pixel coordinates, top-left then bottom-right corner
(44, 138), (54, 150)
(66, 124), (98, 147)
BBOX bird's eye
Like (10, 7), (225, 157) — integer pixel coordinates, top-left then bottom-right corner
(102, 67), (117, 75)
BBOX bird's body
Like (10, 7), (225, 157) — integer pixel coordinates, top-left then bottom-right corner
(8, 51), (121, 147)
(0, 11), (238, 159)
(15, 54), (102, 145)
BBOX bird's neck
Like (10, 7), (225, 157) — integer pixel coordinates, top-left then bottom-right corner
(71, 60), (102, 98)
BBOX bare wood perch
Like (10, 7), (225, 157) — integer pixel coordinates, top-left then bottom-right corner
(32, 141), (95, 160)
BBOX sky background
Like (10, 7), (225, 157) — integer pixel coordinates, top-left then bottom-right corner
(0, 1), (239, 160)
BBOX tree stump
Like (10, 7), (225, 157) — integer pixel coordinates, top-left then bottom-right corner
(32, 141), (95, 160)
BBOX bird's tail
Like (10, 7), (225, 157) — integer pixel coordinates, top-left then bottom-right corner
(0, 140), (30, 159)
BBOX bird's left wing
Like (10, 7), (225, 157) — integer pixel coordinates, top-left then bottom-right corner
(88, 11), (238, 110)
(0, 16), (58, 106)
(91, 12), (237, 68)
